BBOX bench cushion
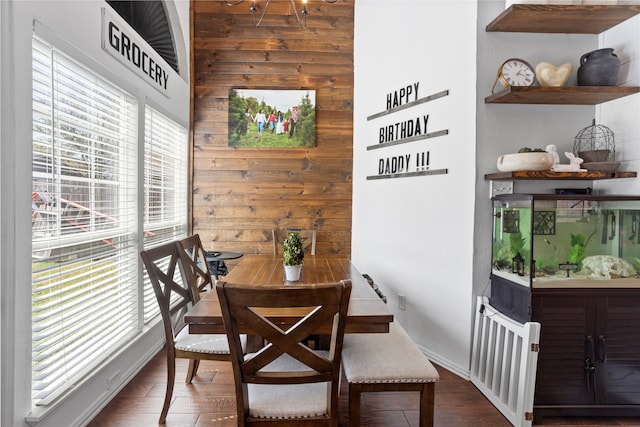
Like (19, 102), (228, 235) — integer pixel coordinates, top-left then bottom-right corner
(342, 322), (439, 384)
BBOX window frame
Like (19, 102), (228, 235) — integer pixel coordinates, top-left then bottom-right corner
(30, 35), (189, 407)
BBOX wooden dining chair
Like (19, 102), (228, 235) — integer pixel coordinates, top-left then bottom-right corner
(176, 234), (214, 292)
(216, 280), (352, 426)
(176, 234), (248, 382)
(272, 228), (317, 255)
(140, 242), (243, 424)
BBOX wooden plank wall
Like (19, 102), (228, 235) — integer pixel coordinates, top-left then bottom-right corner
(190, 0), (354, 259)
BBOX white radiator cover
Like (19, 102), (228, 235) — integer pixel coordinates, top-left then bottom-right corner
(470, 296), (541, 427)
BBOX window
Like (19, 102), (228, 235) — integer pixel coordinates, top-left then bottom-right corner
(31, 36), (189, 405)
(142, 107), (188, 322)
(31, 37), (139, 405)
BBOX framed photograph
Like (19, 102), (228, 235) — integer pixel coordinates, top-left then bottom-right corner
(228, 89), (316, 148)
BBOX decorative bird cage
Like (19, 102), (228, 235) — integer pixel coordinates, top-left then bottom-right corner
(573, 119), (615, 163)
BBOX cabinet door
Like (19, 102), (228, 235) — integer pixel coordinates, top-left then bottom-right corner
(596, 295), (640, 405)
(532, 293), (596, 406)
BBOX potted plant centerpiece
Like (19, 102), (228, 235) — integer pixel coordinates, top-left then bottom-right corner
(283, 231), (304, 281)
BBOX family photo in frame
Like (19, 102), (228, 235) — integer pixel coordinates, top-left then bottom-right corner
(228, 89), (316, 148)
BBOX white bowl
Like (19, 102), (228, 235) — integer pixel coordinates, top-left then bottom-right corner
(497, 152), (555, 172)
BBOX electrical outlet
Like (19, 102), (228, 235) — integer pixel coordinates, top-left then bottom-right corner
(490, 180), (514, 197)
(398, 294), (406, 311)
(107, 370), (121, 390)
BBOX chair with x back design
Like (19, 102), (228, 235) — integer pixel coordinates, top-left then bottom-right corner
(216, 280), (351, 426)
(177, 234), (215, 293)
(140, 241), (243, 423)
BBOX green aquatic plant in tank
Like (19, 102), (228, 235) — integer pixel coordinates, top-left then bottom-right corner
(535, 256), (559, 276)
(493, 231), (530, 272)
(509, 232), (527, 258)
(493, 242), (511, 270)
(568, 233), (587, 270)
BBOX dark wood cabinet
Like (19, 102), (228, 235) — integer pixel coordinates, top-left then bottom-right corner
(531, 288), (640, 421)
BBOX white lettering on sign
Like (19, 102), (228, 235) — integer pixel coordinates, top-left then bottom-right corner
(101, 8), (170, 96)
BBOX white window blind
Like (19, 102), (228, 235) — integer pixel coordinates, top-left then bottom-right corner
(142, 107), (188, 322)
(31, 37), (138, 405)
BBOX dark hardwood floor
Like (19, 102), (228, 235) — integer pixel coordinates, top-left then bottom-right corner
(88, 348), (640, 427)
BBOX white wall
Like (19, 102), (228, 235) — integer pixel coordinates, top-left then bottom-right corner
(0, 1), (189, 426)
(353, 0), (479, 376)
(597, 14), (640, 195)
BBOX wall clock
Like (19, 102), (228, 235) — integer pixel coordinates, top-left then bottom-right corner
(491, 58), (536, 93)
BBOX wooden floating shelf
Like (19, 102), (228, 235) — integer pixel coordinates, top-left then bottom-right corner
(486, 4), (640, 34)
(485, 170), (637, 181)
(485, 86), (640, 105)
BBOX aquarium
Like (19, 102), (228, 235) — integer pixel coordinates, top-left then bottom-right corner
(490, 193), (640, 321)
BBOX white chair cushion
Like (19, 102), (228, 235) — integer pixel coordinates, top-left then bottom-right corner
(247, 352), (331, 419)
(175, 327), (246, 354)
(342, 322), (439, 384)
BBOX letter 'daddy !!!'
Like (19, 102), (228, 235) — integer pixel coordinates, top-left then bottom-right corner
(379, 154), (411, 174)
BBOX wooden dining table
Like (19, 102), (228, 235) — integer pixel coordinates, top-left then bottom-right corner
(185, 254), (394, 335)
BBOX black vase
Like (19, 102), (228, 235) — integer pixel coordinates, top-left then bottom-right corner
(577, 48), (620, 86)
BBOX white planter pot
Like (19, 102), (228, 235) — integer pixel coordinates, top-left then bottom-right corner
(497, 152), (555, 172)
(284, 264), (303, 282)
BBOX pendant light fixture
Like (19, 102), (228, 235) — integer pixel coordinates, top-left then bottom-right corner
(226, 0), (338, 29)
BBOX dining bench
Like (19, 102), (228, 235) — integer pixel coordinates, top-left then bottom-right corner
(341, 303), (439, 426)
